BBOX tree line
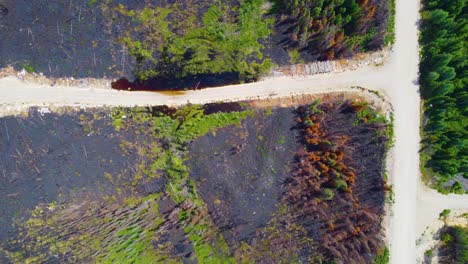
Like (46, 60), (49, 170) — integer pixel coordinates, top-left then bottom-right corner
(419, 0), (467, 193)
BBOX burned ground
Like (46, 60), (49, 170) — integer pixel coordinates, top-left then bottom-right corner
(320, 103), (387, 212)
(187, 100), (389, 262)
(0, 109), (137, 239)
(283, 101), (389, 262)
(1, 0), (393, 89)
(0, 99), (390, 263)
(0, 0), (121, 78)
(188, 107), (300, 244)
(0, 107), (170, 262)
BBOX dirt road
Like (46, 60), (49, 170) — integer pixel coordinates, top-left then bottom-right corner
(0, 64), (386, 113)
(0, 0), (466, 263)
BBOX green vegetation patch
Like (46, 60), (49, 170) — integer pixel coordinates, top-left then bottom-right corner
(117, 0), (273, 82)
(375, 246), (390, 264)
(352, 101), (387, 125)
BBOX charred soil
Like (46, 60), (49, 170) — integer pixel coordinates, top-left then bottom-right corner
(0, 0), (393, 90)
(0, 98), (390, 263)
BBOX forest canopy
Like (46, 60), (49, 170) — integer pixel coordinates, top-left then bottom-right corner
(419, 0), (467, 193)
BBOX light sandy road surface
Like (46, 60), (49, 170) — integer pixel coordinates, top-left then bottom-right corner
(0, 64), (386, 111)
(0, 0), (467, 263)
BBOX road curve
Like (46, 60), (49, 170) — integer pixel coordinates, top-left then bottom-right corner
(0, 0), (466, 263)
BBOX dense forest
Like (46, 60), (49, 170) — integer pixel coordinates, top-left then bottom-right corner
(271, 0), (395, 61)
(419, 0), (467, 193)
